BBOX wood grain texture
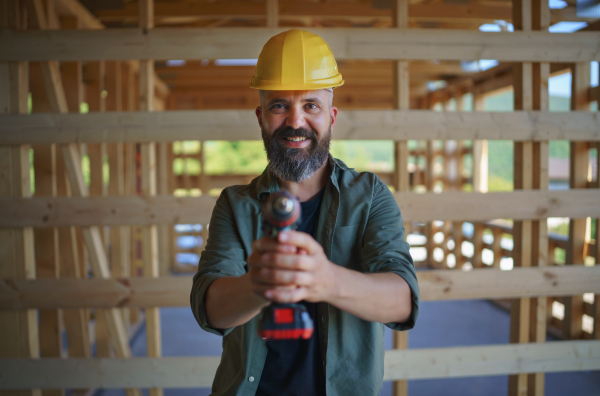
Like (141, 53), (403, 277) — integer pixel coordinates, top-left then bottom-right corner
(1, 110), (599, 144)
(2, 266), (599, 309)
(1, 190), (597, 227)
(1, 28), (599, 62)
(0, 341), (598, 388)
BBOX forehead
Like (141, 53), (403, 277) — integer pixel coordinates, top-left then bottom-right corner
(260, 89), (330, 103)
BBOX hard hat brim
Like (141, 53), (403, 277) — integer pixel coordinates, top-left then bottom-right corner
(249, 78), (344, 91)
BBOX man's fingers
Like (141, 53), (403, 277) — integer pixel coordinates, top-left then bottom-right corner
(249, 266), (312, 286)
(260, 268), (312, 286)
(251, 237), (296, 254)
(260, 252), (313, 270)
(266, 286), (308, 304)
(251, 284), (297, 299)
(278, 231), (323, 255)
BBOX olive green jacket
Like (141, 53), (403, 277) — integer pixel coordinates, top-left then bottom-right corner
(191, 156), (419, 396)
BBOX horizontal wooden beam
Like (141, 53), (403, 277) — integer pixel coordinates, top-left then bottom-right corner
(1, 28), (598, 62)
(0, 340), (598, 388)
(382, 340), (600, 381)
(399, 190), (600, 222)
(76, 1), (592, 25)
(0, 190), (597, 227)
(93, 1), (511, 22)
(1, 266), (599, 310)
(417, 266), (600, 302)
(1, 110), (599, 144)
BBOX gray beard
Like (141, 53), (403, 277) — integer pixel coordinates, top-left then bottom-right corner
(262, 125), (331, 183)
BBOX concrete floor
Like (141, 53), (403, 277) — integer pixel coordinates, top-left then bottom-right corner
(97, 277), (600, 396)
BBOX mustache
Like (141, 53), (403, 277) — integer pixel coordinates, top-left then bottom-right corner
(271, 126), (318, 141)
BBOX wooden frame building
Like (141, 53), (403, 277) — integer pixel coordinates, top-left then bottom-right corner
(0, 1), (599, 395)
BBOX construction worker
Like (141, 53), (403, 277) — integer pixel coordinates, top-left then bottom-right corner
(191, 29), (419, 396)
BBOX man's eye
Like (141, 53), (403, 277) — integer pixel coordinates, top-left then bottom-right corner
(270, 104), (286, 111)
(306, 103), (319, 110)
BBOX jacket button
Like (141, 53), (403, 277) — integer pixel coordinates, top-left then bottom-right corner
(248, 376), (255, 382)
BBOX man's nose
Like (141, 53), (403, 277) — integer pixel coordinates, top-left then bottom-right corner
(285, 106), (306, 130)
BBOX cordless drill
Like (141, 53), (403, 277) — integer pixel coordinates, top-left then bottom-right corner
(256, 190), (314, 341)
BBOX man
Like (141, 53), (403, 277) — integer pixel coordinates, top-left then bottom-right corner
(191, 29), (419, 396)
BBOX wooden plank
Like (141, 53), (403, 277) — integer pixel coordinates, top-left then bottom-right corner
(56, 147), (91, 362)
(2, 266), (600, 309)
(3, 110), (599, 144)
(138, 3), (163, 396)
(106, 61), (132, 289)
(156, 142), (170, 276)
(2, 189), (599, 227)
(1, 28), (599, 63)
(53, 17), (91, 367)
(529, 0), (550, 393)
(86, 58), (111, 359)
(0, 4), (40, 395)
(392, 1), (409, 394)
(565, 62), (592, 341)
(0, 341), (599, 389)
(91, 0), (509, 21)
(510, 1), (534, 392)
(383, 340), (600, 381)
(85, 0), (585, 25)
(27, 5), (63, 392)
(266, 0), (278, 28)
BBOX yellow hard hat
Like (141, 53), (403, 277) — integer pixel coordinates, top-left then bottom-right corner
(249, 29), (344, 91)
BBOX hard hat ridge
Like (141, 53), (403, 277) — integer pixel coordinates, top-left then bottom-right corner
(250, 29), (344, 91)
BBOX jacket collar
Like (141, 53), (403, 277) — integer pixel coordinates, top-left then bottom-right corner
(254, 153), (341, 200)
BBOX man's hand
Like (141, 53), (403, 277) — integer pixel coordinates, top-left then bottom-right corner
(247, 231), (337, 304)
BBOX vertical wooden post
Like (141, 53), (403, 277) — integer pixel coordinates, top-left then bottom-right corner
(31, 56), (64, 396)
(453, 89), (465, 267)
(510, 0), (533, 394)
(424, 139), (435, 267)
(392, 1), (409, 394)
(57, 14), (91, 367)
(0, 3), (41, 396)
(565, 61), (591, 340)
(86, 60), (111, 358)
(266, 0), (278, 28)
(528, 1), (550, 394)
(121, 61), (140, 325)
(472, 90), (488, 271)
(139, 3), (163, 396)
(157, 141), (171, 276)
(472, 92), (488, 194)
(106, 60), (133, 323)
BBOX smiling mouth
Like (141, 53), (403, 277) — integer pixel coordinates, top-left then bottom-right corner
(284, 136), (308, 142)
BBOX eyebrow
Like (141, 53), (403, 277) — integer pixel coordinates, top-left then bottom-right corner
(266, 97), (323, 106)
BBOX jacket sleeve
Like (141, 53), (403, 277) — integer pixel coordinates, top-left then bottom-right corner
(190, 189), (248, 336)
(360, 179), (420, 331)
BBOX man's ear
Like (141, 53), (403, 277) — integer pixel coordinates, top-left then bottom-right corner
(255, 106), (263, 128)
(330, 106), (338, 132)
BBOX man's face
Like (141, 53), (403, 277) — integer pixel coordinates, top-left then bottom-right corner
(256, 90), (338, 183)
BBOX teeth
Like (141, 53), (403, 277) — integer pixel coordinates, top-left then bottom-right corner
(285, 137), (307, 142)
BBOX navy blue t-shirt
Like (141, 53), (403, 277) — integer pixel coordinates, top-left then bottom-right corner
(256, 188), (327, 396)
